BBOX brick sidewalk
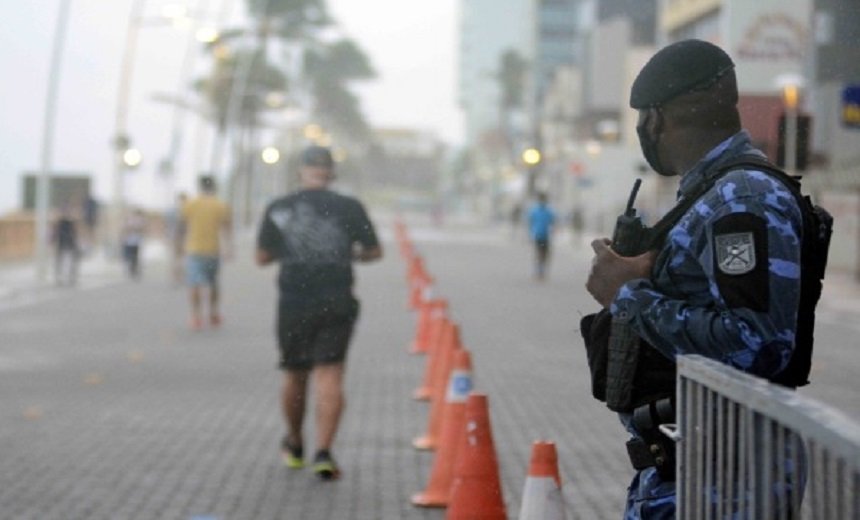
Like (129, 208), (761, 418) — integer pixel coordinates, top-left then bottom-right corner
(1, 215), (857, 519)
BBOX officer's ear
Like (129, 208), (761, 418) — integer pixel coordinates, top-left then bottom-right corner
(649, 107), (665, 136)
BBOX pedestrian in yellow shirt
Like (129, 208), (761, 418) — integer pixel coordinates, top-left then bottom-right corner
(182, 175), (232, 330)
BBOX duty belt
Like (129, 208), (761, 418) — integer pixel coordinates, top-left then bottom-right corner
(625, 397), (677, 481)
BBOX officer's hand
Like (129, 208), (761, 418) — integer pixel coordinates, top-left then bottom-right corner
(586, 238), (656, 308)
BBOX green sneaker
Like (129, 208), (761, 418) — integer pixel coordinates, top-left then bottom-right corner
(281, 438), (304, 469)
(312, 450), (341, 481)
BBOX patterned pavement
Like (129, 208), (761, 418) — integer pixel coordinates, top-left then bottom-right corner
(1, 213), (857, 519)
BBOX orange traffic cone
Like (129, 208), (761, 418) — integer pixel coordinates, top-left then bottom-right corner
(407, 255), (428, 285)
(518, 441), (566, 520)
(411, 349), (474, 507)
(410, 298), (448, 355)
(413, 319), (453, 401)
(408, 273), (433, 311)
(446, 393), (506, 520)
(413, 325), (463, 450)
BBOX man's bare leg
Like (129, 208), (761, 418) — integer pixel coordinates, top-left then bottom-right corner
(209, 282), (221, 325)
(282, 369), (310, 447)
(189, 286), (203, 329)
(313, 362), (346, 451)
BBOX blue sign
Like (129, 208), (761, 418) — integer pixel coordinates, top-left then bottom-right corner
(843, 84), (860, 129)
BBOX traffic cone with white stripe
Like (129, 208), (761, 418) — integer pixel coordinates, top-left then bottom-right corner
(413, 324), (462, 449)
(411, 349), (474, 507)
(518, 441), (566, 520)
(413, 319), (454, 401)
(410, 298), (448, 355)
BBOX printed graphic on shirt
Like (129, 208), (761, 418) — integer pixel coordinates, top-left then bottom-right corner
(275, 202), (349, 264)
(715, 232), (756, 275)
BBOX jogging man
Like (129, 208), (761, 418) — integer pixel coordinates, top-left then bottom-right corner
(256, 145), (382, 480)
(182, 175), (232, 330)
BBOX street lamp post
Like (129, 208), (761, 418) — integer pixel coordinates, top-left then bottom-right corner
(111, 0), (209, 256)
(110, 0), (147, 259)
(776, 74), (804, 177)
(522, 147), (541, 196)
(783, 83), (800, 176)
(35, 0), (74, 281)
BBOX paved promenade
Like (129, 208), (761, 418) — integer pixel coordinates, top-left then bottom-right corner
(1, 213), (858, 519)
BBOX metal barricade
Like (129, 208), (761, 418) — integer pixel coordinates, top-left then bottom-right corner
(676, 355), (860, 519)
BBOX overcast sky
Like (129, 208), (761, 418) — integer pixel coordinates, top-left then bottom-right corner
(0, 0), (463, 213)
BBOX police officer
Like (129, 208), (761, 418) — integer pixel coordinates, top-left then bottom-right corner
(584, 39), (827, 518)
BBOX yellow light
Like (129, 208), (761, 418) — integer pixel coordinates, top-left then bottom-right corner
(123, 148), (143, 168)
(585, 140), (602, 157)
(195, 26), (220, 43)
(261, 146), (280, 165)
(303, 123), (323, 141)
(522, 148), (541, 166)
(783, 84), (799, 110)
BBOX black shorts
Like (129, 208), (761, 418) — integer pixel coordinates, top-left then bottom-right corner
(277, 296), (360, 370)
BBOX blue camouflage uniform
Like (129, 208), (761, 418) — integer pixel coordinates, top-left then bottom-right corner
(610, 131), (804, 518)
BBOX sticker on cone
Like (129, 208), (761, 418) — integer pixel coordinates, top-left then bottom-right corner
(446, 370), (472, 402)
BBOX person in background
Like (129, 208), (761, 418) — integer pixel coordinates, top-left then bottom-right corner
(82, 195), (99, 254)
(182, 176), (232, 331)
(509, 202), (523, 240)
(121, 208), (147, 280)
(527, 192), (557, 280)
(256, 145), (382, 481)
(51, 203), (80, 286)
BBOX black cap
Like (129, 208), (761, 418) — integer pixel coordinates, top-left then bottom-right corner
(199, 175), (216, 191)
(630, 39), (735, 108)
(302, 145), (334, 168)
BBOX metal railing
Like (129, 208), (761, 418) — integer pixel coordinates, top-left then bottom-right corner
(675, 355), (860, 519)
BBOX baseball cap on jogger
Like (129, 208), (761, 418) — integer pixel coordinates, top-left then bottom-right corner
(302, 145), (334, 168)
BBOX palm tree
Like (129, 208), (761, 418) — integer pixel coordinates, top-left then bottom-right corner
(245, 0), (376, 142)
(194, 47), (287, 223)
(303, 39), (376, 142)
(194, 48), (287, 132)
(247, 0), (330, 39)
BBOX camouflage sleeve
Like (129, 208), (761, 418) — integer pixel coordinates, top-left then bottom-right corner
(610, 170), (803, 379)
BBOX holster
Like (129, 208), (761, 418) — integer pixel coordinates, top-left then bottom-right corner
(626, 397), (676, 481)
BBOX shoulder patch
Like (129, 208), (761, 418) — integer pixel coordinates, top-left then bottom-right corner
(715, 232), (756, 275)
(712, 212), (769, 311)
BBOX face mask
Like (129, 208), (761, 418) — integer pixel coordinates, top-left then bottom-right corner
(636, 109), (672, 176)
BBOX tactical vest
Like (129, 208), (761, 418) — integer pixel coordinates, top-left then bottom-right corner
(581, 156), (833, 412)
